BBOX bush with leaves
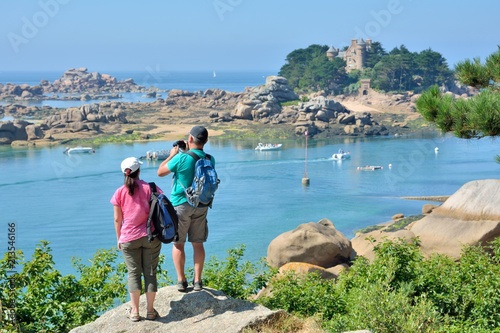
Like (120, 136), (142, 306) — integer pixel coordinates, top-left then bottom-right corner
(202, 245), (276, 300)
(258, 237), (500, 333)
(0, 241), (171, 333)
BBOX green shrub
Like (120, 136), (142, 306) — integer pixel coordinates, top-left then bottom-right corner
(325, 284), (440, 333)
(0, 241), (126, 332)
(385, 214), (425, 231)
(258, 238), (500, 332)
(0, 241), (171, 333)
(203, 245), (276, 300)
(355, 224), (384, 234)
(258, 271), (344, 320)
(280, 100), (301, 107)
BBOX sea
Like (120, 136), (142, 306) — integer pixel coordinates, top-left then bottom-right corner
(0, 70), (499, 279)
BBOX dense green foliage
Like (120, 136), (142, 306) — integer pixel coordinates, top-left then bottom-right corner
(278, 42), (453, 94)
(257, 238), (500, 333)
(371, 45), (453, 92)
(3, 239), (500, 332)
(203, 245), (276, 300)
(0, 241), (171, 333)
(416, 47), (500, 139)
(278, 44), (351, 94)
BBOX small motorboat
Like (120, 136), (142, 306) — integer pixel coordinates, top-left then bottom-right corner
(332, 148), (351, 160)
(357, 165), (383, 171)
(255, 143), (282, 151)
(63, 146), (94, 154)
(140, 150), (169, 160)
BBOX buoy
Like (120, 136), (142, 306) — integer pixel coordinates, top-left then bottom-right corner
(302, 177), (310, 186)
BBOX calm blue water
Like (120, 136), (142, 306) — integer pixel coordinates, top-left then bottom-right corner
(0, 134), (498, 277)
(0, 70), (275, 108)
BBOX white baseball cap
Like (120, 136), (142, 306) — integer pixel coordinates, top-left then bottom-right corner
(120, 157), (142, 174)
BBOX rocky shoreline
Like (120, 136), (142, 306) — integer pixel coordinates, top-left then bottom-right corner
(0, 69), (459, 147)
(0, 67), (157, 102)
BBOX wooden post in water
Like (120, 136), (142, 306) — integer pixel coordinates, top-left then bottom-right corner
(302, 130), (310, 186)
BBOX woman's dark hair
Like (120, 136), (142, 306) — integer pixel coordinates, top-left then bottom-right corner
(124, 168), (140, 195)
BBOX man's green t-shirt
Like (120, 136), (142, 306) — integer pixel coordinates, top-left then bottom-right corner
(166, 149), (216, 206)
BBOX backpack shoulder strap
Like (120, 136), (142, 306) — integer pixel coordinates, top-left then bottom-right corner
(185, 150), (201, 162)
(147, 182), (157, 242)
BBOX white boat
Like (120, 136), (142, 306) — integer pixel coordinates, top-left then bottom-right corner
(332, 148), (351, 160)
(63, 146), (94, 154)
(140, 150), (169, 160)
(255, 143), (282, 151)
(357, 165), (383, 171)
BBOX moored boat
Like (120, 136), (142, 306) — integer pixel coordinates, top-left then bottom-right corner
(357, 165), (383, 171)
(255, 143), (282, 151)
(63, 146), (94, 154)
(140, 150), (169, 160)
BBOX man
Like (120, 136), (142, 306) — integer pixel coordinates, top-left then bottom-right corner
(157, 126), (215, 292)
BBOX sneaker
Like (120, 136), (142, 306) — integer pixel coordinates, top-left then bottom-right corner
(177, 280), (188, 292)
(193, 280), (203, 291)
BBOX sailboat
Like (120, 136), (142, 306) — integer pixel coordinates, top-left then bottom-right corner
(213, 70), (216, 78)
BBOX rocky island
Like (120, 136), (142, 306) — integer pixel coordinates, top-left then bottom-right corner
(0, 69), (476, 146)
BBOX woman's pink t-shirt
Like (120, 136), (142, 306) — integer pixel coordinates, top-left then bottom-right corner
(110, 180), (163, 243)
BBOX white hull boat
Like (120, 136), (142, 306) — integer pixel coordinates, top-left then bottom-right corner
(255, 143), (282, 151)
(141, 150), (169, 160)
(332, 149), (350, 160)
(64, 146), (94, 154)
(357, 165), (383, 171)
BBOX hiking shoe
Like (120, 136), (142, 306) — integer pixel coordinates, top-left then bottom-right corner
(177, 280), (188, 292)
(193, 280), (203, 291)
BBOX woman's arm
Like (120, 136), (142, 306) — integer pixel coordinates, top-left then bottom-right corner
(113, 205), (123, 250)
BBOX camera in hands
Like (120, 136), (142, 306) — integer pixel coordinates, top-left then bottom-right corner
(173, 140), (187, 151)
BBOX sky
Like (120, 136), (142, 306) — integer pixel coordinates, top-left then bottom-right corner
(1, 0), (499, 74)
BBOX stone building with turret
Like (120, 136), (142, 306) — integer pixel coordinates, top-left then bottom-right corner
(327, 38), (372, 73)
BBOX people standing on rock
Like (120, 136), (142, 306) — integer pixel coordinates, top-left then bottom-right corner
(157, 126), (215, 292)
(111, 157), (162, 321)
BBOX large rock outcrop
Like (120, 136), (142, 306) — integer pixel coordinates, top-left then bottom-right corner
(0, 120), (43, 144)
(41, 103), (128, 137)
(44, 67), (147, 94)
(0, 83), (44, 100)
(293, 95), (389, 136)
(69, 286), (280, 333)
(410, 179), (500, 258)
(232, 76), (298, 121)
(267, 218), (352, 269)
(0, 68), (153, 102)
(351, 179), (500, 260)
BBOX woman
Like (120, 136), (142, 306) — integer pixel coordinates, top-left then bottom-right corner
(110, 157), (162, 321)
